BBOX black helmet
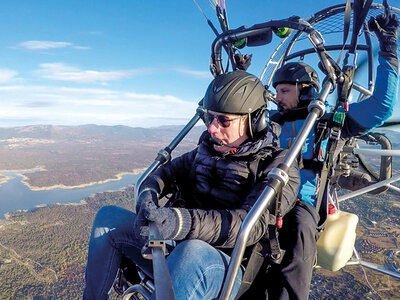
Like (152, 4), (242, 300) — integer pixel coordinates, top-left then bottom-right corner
(272, 62), (319, 91)
(203, 70), (266, 115)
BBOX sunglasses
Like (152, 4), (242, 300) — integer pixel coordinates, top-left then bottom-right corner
(203, 112), (243, 128)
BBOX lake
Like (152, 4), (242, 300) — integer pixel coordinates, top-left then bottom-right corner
(0, 171), (140, 219)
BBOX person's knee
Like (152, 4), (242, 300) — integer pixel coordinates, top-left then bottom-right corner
(167, 240), (239, 300)
(97, 205), (121, 216)
(94, 205), (120, 222)
(173, 239), (208, 252)
(292, 204), (318, 233)
(168, 239), (230, 274)
(281, 207), (318, 261)
(171, 240), (217, 264)
(92, 206), (135, 240)
(295, 218), (316, 235)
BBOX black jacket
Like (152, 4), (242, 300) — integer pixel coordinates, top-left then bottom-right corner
(140, 128), (300, 249)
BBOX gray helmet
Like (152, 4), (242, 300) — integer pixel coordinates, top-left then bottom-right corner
(272, 62), (319, 91)
(203, 70), (266, 114)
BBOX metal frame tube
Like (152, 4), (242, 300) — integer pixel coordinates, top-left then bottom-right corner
(211, 19), (313, 75)
(388, 184), (400, 193)
(134, 113), (201, 200)
(219, 80), (331, 300)
(352, 148), (400, 157)
(346, 260), (400, 279)
(280, 101), (326, 168)
(133, 113), (201, 299)
(219, 186), (277, 299)
(352, 82), (373, 97)
(359, 260), (400, 279)
(338, 173), (400, 202)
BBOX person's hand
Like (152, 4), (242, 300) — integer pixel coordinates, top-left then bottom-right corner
(368, 13), (399, 57)
(144, 207), (192, 241)
(234, 54), (252, 71)
(135, 189), (158, 213)
(134, 189), (158, 239)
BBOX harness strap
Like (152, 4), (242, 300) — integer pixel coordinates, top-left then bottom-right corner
(336, 0), (352, 64)
(236, 157), (284, 298)
(234, 231), (282, 299)
(343, 0), (352, 47)
(234, 241), (265, 299)
(268, 225), (283, 262)
(350, 0), (373, 53)
(316, 111), (345, 211)
(302, 159), (324, 172)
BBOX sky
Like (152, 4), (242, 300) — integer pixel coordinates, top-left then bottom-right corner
(0, 0), (399, 128)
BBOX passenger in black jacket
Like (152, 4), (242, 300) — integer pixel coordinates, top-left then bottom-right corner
(83, 70), (300, 300)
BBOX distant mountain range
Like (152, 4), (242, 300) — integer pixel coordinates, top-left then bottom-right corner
(0, 123), (206, 142)
(0, 123), (398, 145)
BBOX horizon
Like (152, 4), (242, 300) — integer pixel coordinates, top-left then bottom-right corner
(0, 122), (207, 130)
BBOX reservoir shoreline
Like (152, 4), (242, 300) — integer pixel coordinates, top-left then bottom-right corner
(0, 167), (145, 191)
(0, 169), (142, 219)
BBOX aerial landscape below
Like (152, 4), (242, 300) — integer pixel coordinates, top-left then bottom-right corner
(0, 124), (399, 299)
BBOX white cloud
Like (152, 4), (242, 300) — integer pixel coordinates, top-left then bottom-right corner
(0, 69), (18, 83)
(175, 68), (212, 79)
(0, 85), (198, 127)
(32, 60), (210, 84)
(36, 63), (145, 83)
(72, 46), (91, 50)
(18, 40), (90, 51)
(19, 41), (73, 50)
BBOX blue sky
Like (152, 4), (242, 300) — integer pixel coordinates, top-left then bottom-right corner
(0, 0), (399, 128)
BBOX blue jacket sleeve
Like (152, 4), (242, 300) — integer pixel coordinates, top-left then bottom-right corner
(342, 55), (398, 138)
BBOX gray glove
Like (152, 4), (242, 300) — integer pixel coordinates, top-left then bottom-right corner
(135, 189), (158, 213)
(368, 13), (399, 69)
(143, 207), (192, 241)
(134, 189), (158, 239)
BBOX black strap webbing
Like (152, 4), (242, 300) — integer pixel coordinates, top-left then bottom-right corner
(268, 226), (282, 262)
(315, 124), (342, 212)
(343, 0), (352, 46)
(235, 242), (265, 299)
(350, 0), (373, 53)
(337, 0), (352, 64)
(234, 233), (280, 299)
(235, 194), (283, 298)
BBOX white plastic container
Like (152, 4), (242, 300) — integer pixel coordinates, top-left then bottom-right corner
(316, 205), (359, 271)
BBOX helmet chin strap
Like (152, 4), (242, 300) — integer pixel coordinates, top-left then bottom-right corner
(247, 112), (253, 139)
(210, 136), (238, 151)
(295, 82), (300, 106)
(210, 135), (225, 146)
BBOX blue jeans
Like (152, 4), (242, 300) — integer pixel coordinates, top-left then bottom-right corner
(84, 205), (243, 299)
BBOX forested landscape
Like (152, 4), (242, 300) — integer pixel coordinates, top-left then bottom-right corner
(0, 186), (135, 299)
(0, 125), (399, 299)
(1, 184), (399, 299)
